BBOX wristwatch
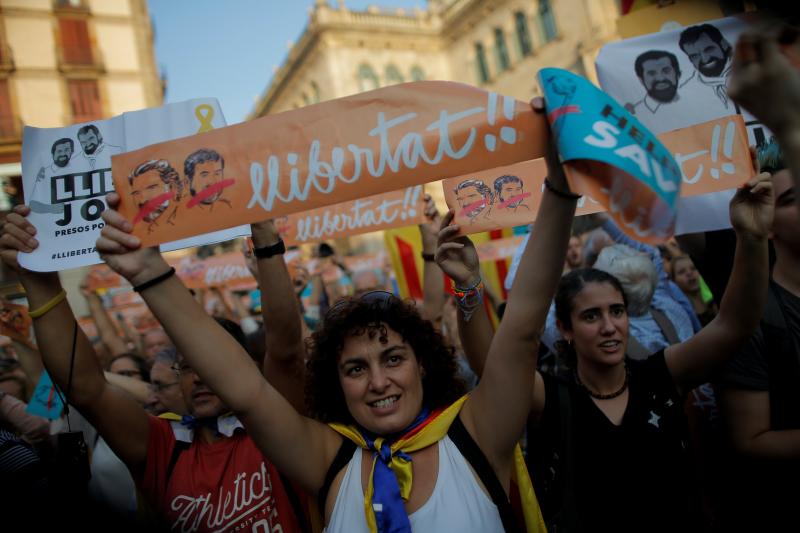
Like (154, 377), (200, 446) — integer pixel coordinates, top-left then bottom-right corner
(253, 239), (286, 259)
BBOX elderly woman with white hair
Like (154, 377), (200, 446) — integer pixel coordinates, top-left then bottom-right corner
(593, 243), (695, 358)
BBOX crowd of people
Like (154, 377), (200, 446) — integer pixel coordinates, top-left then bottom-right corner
(0, 22), (798, 533)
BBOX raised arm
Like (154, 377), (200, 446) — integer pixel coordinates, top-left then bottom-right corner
(434, 218), (494, 378)
(9, 338), (43, 395)
(728, 24), (800, 210)
(251, 220), (307, 413)
(82, 286), (129, 361)
(103, 370), (151, 405)
(665, 173), (773, 391)
(96, 195), (341, 493)
(719, 387), (800, 459)
(460, 98), (578, 471)
(0, 205), (149, 470)
(419, 193), (446, 326)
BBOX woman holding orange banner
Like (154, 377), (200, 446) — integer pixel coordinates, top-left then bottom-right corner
(440, 160), (775, 530)
(84, 98), (577, 533)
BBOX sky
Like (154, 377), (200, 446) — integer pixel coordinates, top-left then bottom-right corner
(149, 0), (427, 125)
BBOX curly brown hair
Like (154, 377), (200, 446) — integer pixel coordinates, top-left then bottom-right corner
(305, 294), (466, 425)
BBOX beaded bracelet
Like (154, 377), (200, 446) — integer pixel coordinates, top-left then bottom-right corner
(453, 278), (484, 322)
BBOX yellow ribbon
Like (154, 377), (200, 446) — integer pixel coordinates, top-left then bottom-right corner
(329, 394), (546, 533)
(194, 104), (215, 133)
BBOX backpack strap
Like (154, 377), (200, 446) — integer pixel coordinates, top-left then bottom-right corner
(555, 381), (579, 532)
(278, 471), (312, 533)
(650, 307), (681, 345)
(317, 438), (357, 514)
(165, 440), (190, 486)
(448, 414), (521, 533)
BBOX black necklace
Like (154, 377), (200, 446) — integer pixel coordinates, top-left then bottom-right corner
(576, 367), (629, 400)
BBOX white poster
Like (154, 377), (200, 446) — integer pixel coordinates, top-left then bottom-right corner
(596, 15), (769, 234)
(20, 98), (250, 272)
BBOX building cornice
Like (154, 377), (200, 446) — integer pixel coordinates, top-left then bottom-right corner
(250, 3), (440, 119)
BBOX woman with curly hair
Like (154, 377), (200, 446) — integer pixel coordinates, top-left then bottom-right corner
(85, 98), (573, 532)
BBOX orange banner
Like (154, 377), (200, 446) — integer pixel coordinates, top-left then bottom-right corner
(0, 301), (31, 343)
(443, 115), (752, 234)
(86, 252), (255, 291)
(169, 252), (253, 290)
(277, 185), (426, 246)
(474, 235), (526, 262)
(85, 265), (128, 292)
(111, 82), (547, 247)
(113, 304), (159, 333)
(77, 316), (98, 340)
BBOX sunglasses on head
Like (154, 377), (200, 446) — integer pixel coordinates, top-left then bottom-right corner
(327, 290), (397, 317)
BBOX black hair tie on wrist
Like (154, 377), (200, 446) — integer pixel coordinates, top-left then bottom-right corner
(253, 239), (286, 259)
(544, 177), (582, 200)
(133, 267), (176, 293)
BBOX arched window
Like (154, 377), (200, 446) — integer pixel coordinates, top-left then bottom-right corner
(514, 11), (533, 57)
(410, 66), (426, 81)
(494, 28), (510, 72)
(539, 0), (558, 43)
(357, 63), (379, 92)
(310, 81), (321, 103)
(475, 42), (490, 84)
(385, 64), (404, 85)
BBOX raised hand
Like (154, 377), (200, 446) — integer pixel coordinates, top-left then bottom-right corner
(531, 96), (571, 193)
(250, 219), (281, 248)
(729, 172), (774, 239)
(0, 205), (38, 273)
(97, 193), (169, 286)
(435, 209), (480, 287)
(418, 193), (442, 252)
(728, 24), (800, 139)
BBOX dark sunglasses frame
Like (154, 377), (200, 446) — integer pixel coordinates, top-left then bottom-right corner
(327, 290), (397, 317)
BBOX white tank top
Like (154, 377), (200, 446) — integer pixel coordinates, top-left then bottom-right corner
(325, 436), (505, 532)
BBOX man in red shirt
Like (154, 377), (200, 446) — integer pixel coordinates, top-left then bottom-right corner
(0, 216), (307, 532)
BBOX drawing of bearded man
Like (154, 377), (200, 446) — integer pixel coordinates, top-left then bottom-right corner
(128, 159), (185, 228)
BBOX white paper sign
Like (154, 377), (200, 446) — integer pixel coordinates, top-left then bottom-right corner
(20, 98), (250, 271)
(595, 15), (769, 234)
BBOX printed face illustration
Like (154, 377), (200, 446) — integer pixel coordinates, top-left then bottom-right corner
(192, 160), (224, 205)
(641, 57), (679, 103)
(456, 184), (489, 220)
(683, 33), (728, 77)
(78, 130), (100, 155)
(52, 142), (73, 168)
(131, 169), (170, 223)
(499, 181), (524, 208)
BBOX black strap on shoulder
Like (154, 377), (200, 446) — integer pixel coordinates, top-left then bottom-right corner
(279, 471), (312, 533)
(165, 440), (190, 486)
(448, 414), (520, 533)
(650, 307), (680, 346)
(555, 382), (579, 532)
(317, 438), (357, 514)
